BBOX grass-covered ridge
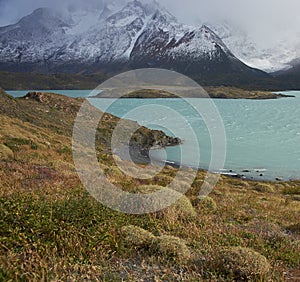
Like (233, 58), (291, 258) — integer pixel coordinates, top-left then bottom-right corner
(94, 87), (293, 100)
(205, 86), (294, 99)
(0, 88), (299, 281)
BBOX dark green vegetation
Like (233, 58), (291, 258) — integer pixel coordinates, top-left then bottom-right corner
(0, 89), (299, 281)
(192, 71), (300, 91)
(273, 61), (300, 90)
(122, 89), (178, 99)
(0, 71), (107, 90)
(1, 70), (300, 93)
(96, 87), (293, 99)
(205, 86), (294, 99)
(1, 70), (294, 100)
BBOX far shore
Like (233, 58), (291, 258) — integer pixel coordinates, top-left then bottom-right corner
(88, 87), (296, 100)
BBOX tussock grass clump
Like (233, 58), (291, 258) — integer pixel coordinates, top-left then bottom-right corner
(121, 225), (155, 249)
(193, 196), (217, 210)
(171, 193), (197, 220)
(216, 247), (270, 280)
(253, 183), (275, 193)
(131, 185), (196, 220)
(0, 144), (14, 160)
(120, 226), (191, 262)
(154, 235), (191, 261)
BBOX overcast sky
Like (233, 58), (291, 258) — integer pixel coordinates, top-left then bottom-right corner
(0, 0), (299, 48)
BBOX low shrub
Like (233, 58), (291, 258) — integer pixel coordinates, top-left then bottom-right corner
(153, 235), (191, 261)
(125, 185), (196, 220)
(121, 225), (155, 249)
(216, 247), (270, 280)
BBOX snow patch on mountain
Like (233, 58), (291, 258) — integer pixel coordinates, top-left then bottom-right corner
(204, 21), (300, 72)
(0, 1), (230, 64)
(0, 0), (269, 81)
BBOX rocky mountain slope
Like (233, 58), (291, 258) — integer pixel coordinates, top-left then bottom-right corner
(272, 59), (300, 89)
(0, 0), (270, 86)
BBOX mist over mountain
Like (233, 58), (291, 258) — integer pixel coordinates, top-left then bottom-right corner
(1, 0), (299, 73)
(199, 21), (300, 73)
(0, 0), (272, 87)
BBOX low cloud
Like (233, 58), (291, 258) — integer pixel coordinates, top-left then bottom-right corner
(162, 0), (300, 48)
(0, 0), (299, 48)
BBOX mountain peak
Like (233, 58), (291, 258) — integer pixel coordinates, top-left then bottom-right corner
(18, 7), (62, 24)
(0, 0), (269, 85)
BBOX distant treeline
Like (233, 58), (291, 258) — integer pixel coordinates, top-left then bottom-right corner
(0, 70), (299, 91)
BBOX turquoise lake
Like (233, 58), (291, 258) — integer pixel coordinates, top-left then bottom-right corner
(8, 90), (300, 181)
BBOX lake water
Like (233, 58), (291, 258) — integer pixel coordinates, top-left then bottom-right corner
(7, 89), (300, 181)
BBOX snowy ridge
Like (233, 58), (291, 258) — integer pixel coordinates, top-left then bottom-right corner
(0, 0), (269, 80)
(204, 21), (300, 72)
(0, 1), (231, 64)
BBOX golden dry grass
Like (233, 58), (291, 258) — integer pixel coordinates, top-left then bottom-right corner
(0, 90), (299, 281)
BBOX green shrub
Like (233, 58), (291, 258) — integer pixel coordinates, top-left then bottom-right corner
(124, 185), (196, 220)
(217, 247), (270, 280)
(153, 235), (191, 261)
(121, 225), (155, 249)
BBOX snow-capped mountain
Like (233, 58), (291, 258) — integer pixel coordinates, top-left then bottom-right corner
(205, 21), (300, 73)
(0, 0), (269, 84)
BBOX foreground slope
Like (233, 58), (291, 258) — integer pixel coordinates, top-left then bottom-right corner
(0, 89), (299, 281)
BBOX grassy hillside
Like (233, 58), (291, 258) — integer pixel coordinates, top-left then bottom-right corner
(0, 89), (299, 281)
